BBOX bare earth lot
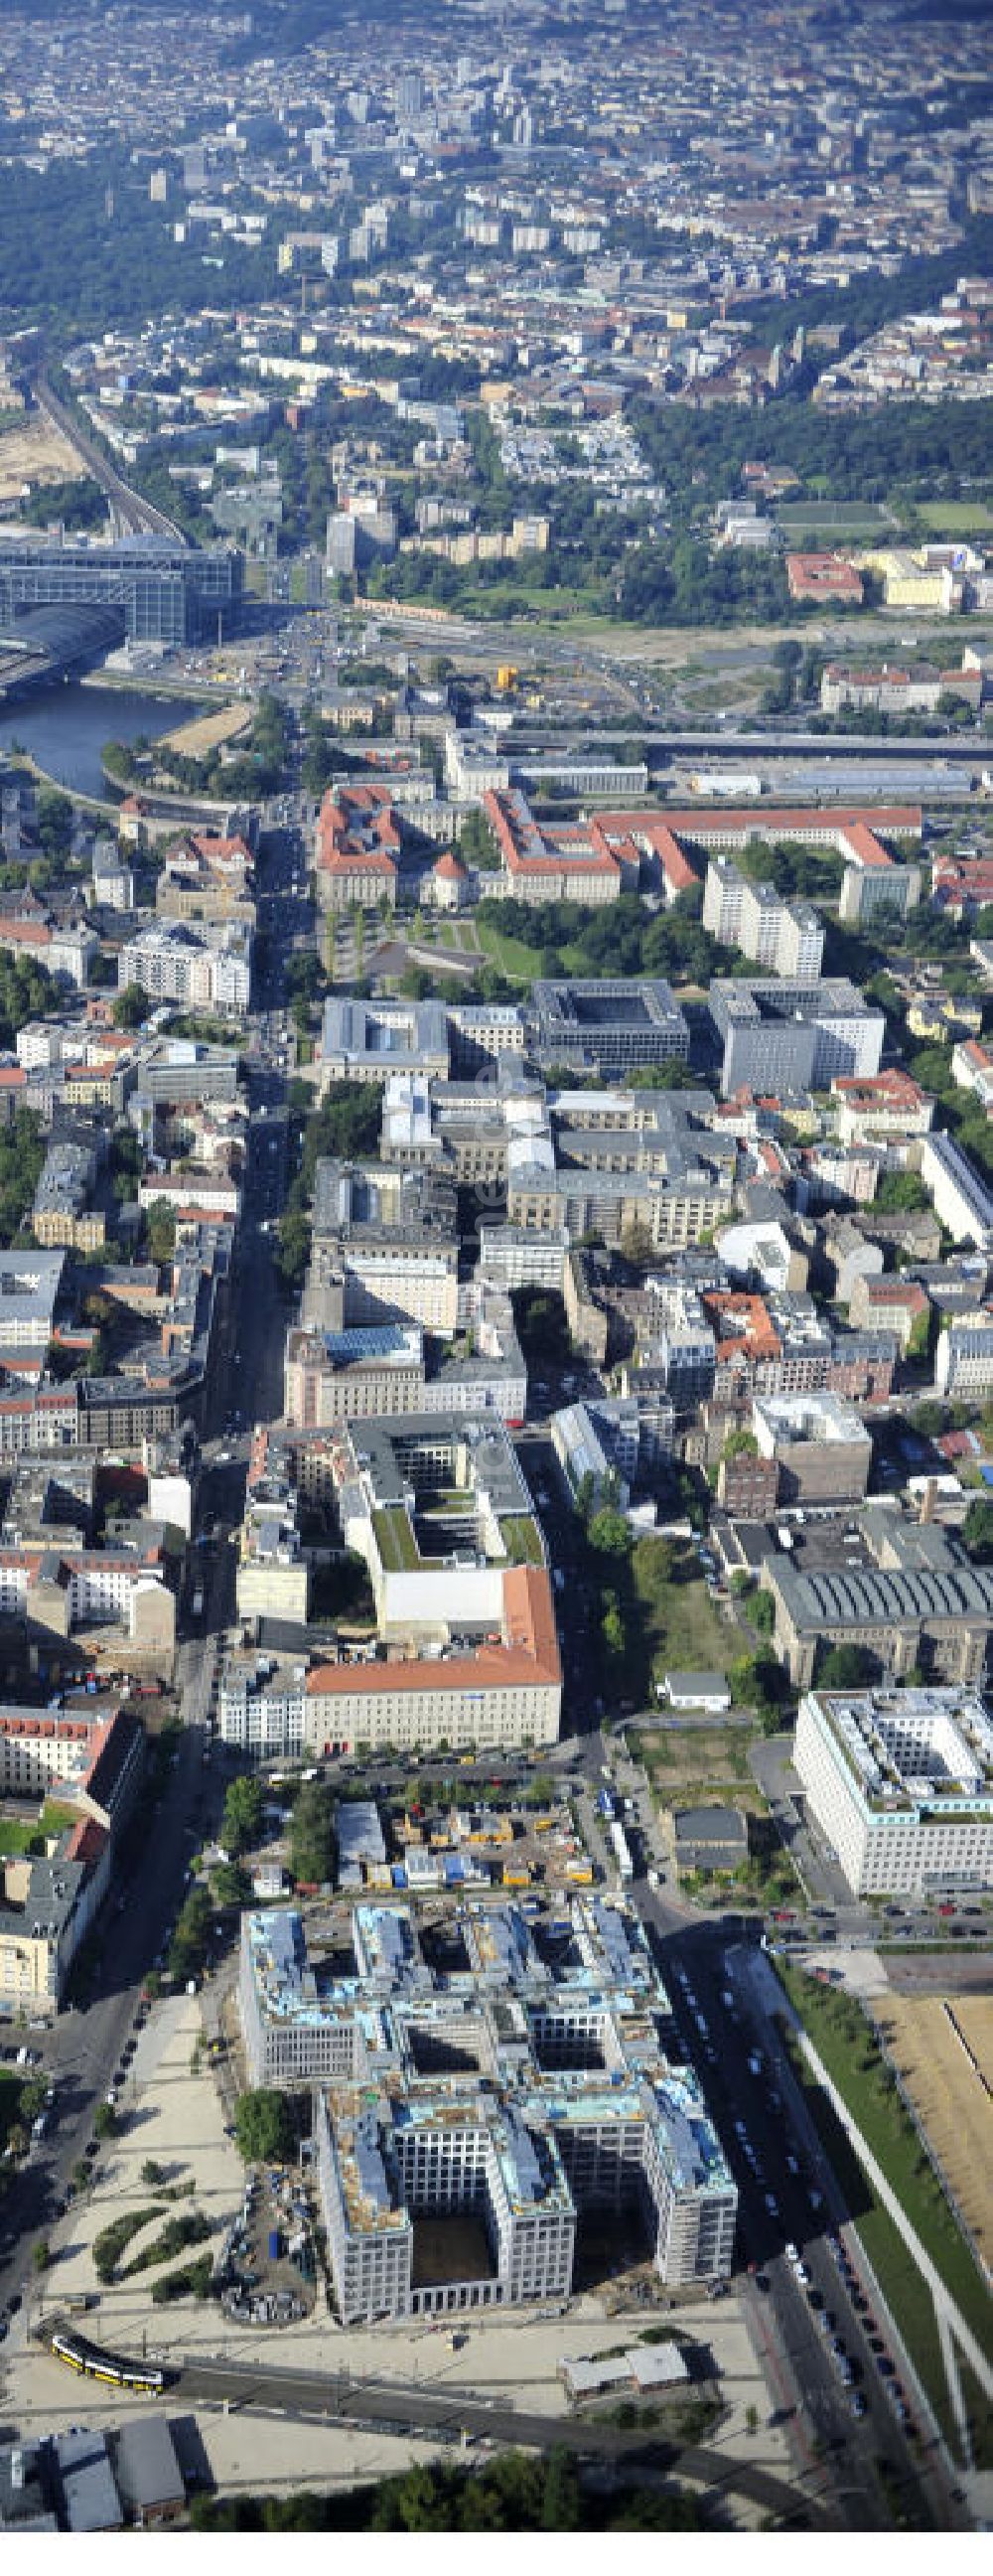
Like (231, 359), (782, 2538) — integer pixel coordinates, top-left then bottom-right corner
(874, 1994), (993, 2273)
(160, 702), (253, 759)
(0, 414), (87, 504)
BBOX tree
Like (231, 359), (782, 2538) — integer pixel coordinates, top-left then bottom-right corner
(602, 1597), (626, 1661)
(32, 2238), (52, 2273)
(213, 1860), (251, 1908)
(221, 1772), (264, 1856)
(169, 1885), (213, 1981)
(588, 1507), (634, 1559)
(113, 981), (148, 1030)
(145, 1197), (177, 1266)
(93, 2102), (116, 2139)
(511, 1288), (571, 1364)
(816, 1643), (877, 1690)
(141, 2159), (167, 2187)
(753, 1590), (776, 1637)
(234, 2088), (295, 2166)
(722, 1430), (759, 1461)
(962, 1497), (993, 1564)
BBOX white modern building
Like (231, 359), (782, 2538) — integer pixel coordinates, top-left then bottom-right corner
(935, 1320), (993, 1400)
(793, 1686), (993, 1897)
(921, 1132), (993, 1251)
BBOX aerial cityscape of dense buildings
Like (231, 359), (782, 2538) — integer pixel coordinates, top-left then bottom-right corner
(0, 0), (990, 2546)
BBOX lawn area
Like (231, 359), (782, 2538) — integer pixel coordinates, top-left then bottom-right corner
(631, 1541), (735, 1689)
(476, 918), (543, 985)
(0, 1798), (76, 1856)
(777, 1960), (993, 2464)
(371, 1507), (418, 1573)
(914, 500), (993, 535)
(500, 1514), (544, 1568)
(630, 1724), (762, 1804)
(775, 502), (890, 534)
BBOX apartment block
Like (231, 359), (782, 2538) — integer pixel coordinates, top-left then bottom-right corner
(921, 1131), (993, 1250)
(703, 856), (823, 978)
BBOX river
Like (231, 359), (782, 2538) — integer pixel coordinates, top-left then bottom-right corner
(0, 682), (199, 801)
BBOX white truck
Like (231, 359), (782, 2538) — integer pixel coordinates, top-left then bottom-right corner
(610, 1818), (634, 1883)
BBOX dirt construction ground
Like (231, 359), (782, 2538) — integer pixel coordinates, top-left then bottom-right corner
(873, 1994), (993, 2271)
(2, 1991), (796, 2524)
(0, 414), (88, 503)
(159, 703), (252, 759)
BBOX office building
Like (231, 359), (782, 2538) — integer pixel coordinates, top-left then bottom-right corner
(526, 981), (689, 1080)
(935, 1320), (993, 1399)
(793, 1686), (993, 1897)
(239, 1896), (737, 2323)
(751, 1390), (872, 1505)
(217, 1651), (308, 1761)
(767, 1509), (993, 1690)
(709, 979), (884, 1099)
(319, 997), (449, 1090)
(303, 1159), (459, 1336)
(0, 534), (242, 645)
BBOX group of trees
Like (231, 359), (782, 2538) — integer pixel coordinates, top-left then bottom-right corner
(6, 156), (275, 339)
(276, 1080), (384, 1291)
(235, 2087), (295, 2167)
(167, 1885), (213, 1986)
(21, 475), (107, 534)
(0, 1109), (46, 1250)
(113, 982), (149, 1030)
(144, 1197), (178, 1267)
(0, 948), (64, 1051)
(476, 890), (724, 990)
(191, 2448), (706, 2533)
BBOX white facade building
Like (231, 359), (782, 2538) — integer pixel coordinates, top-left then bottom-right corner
(793, 1687), (993, 1897)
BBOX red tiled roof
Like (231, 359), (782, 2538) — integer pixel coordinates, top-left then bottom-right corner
(307, 1566), (560, 1696)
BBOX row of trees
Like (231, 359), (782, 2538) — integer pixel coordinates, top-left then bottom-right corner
(191, 2447), (706, 2532)
(276, 1080), (384, 1291)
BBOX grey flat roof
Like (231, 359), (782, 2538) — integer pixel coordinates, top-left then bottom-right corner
(109, 2417), (184, 2513)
